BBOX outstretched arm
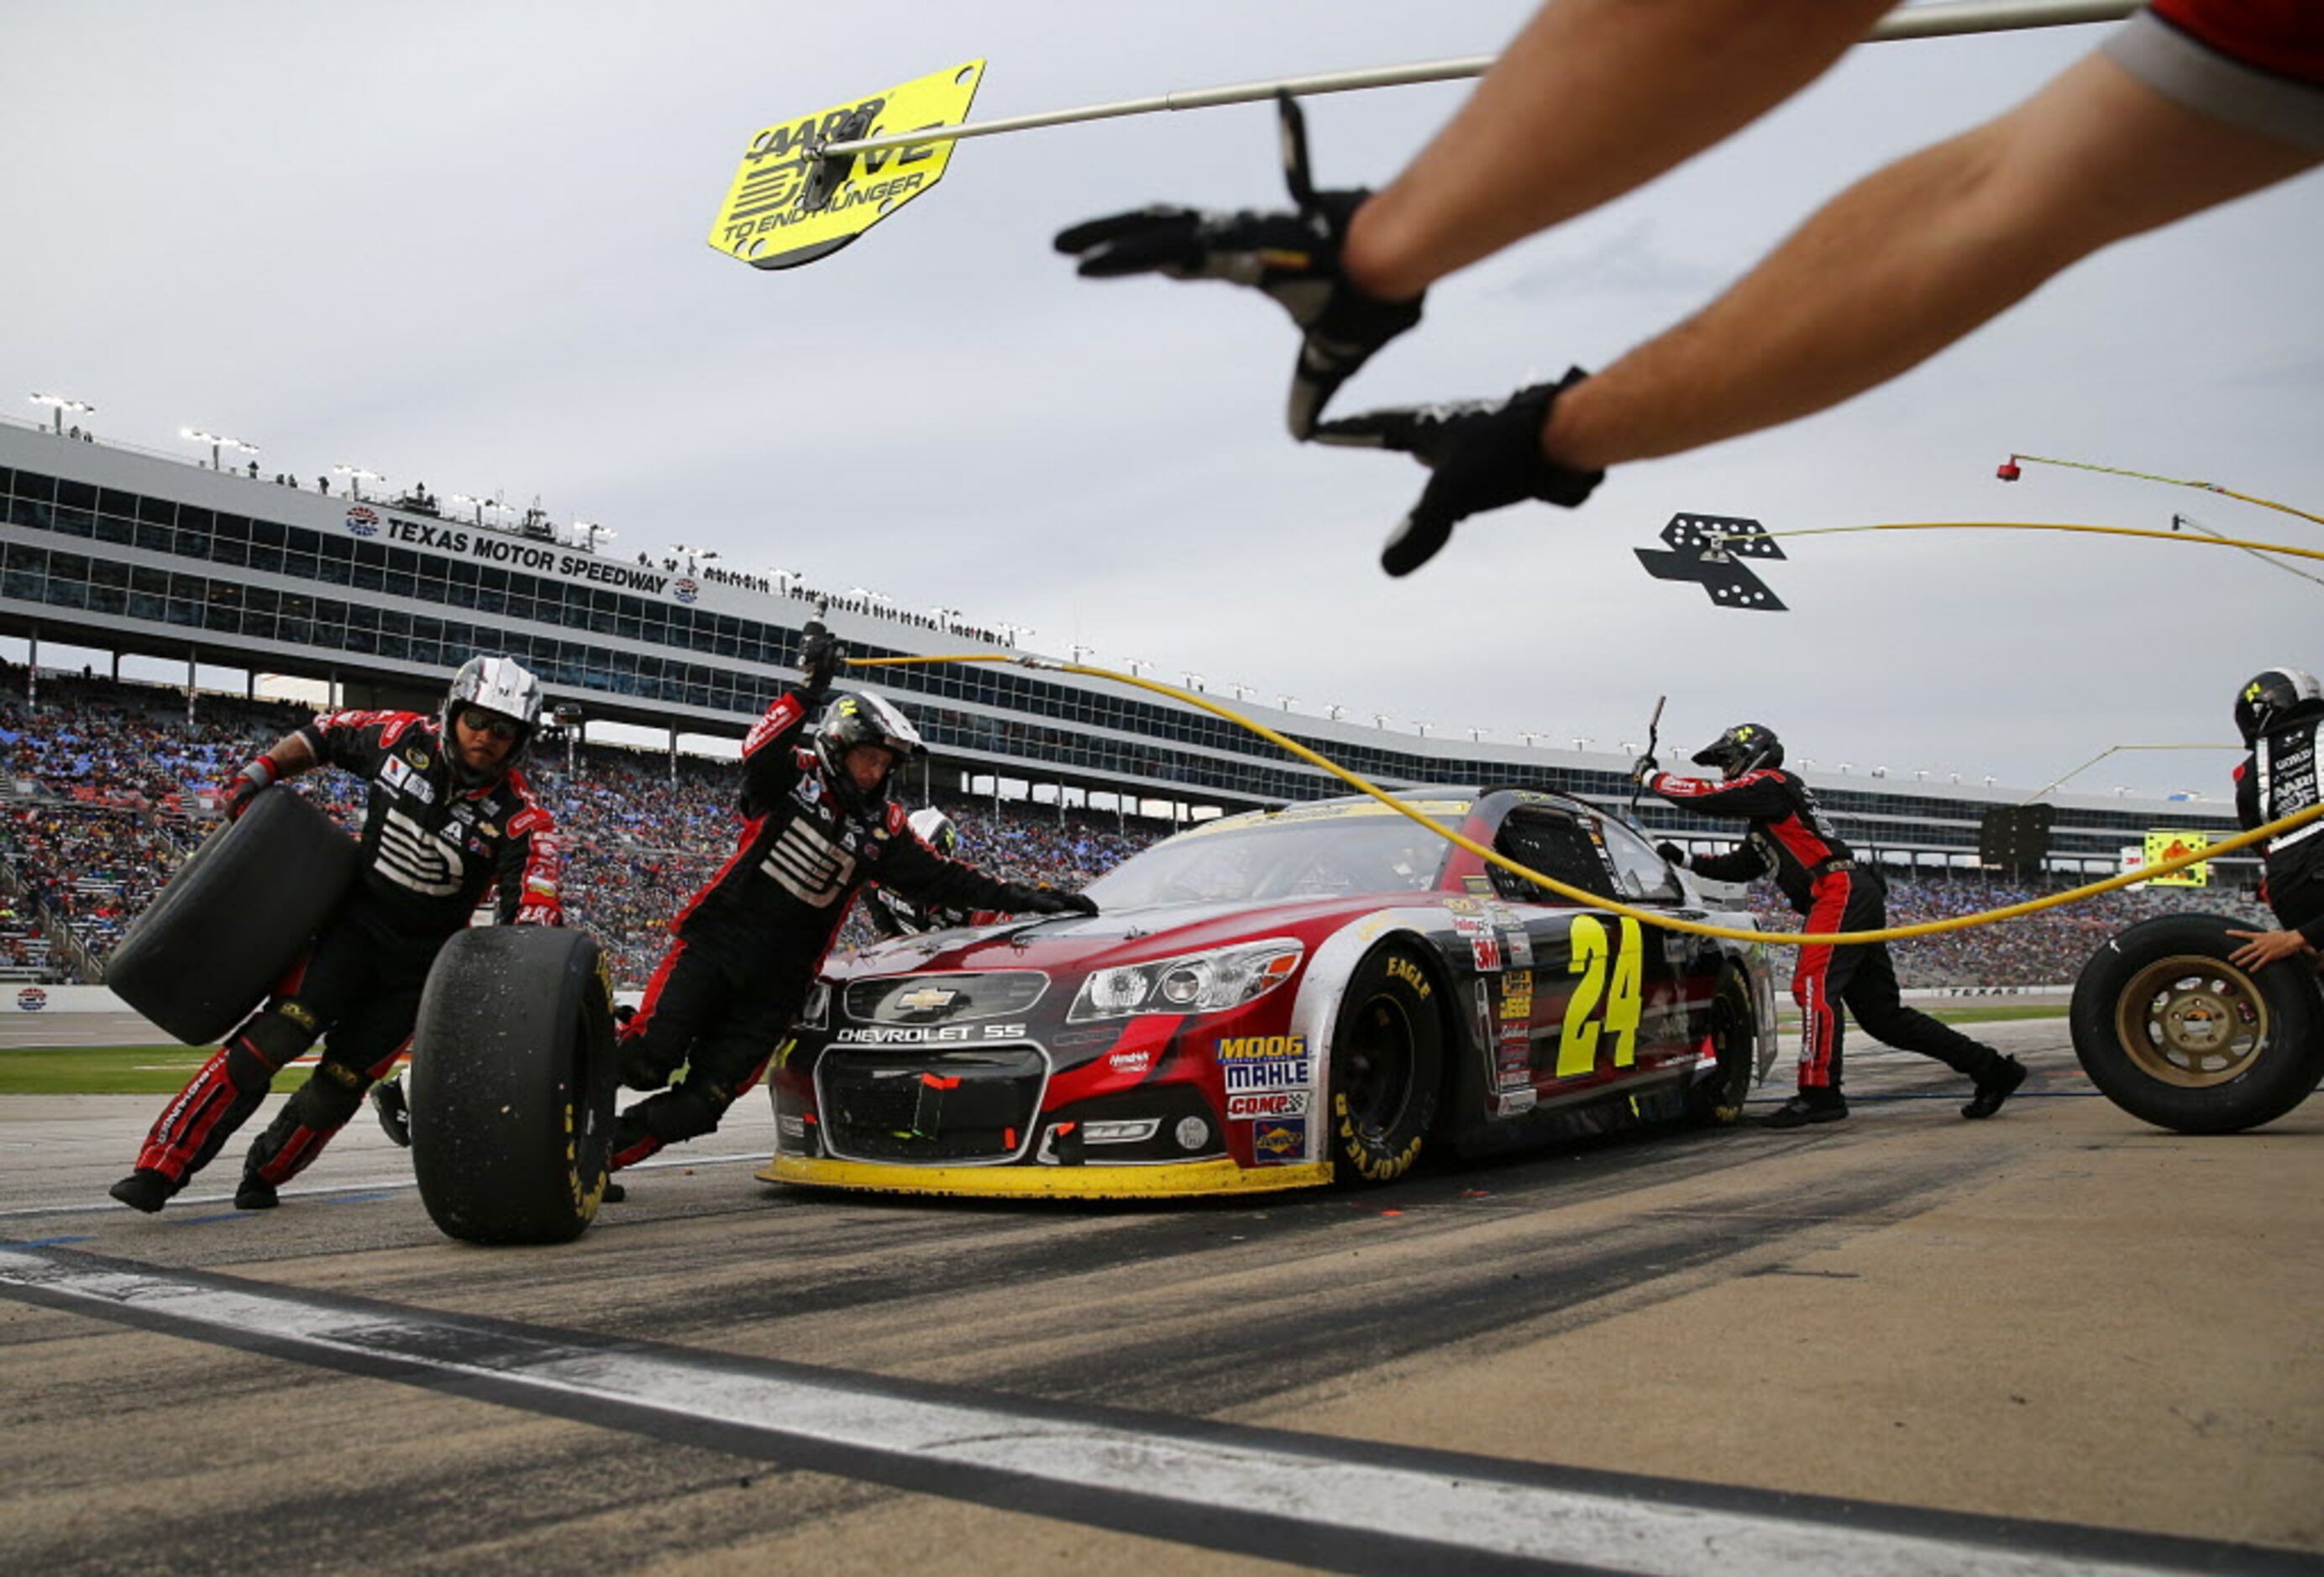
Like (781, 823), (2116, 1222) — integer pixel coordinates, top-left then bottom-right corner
(1537, 52), (2319, 470)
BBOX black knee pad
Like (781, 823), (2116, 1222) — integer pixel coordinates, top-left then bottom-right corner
(225, 1009), (321, 1094)
(643, 1083), (735, 1145)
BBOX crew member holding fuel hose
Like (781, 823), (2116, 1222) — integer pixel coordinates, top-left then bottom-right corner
(2226, 666), (2324, 971)
(1636, 723), (2026, 1129)
(601, 623), (1098, 1197)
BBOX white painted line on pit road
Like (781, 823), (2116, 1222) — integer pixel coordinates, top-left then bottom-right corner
(0, 1246), (2256, 1577)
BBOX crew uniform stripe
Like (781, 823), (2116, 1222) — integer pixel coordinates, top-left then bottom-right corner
(0, 1248), (2250, 1577)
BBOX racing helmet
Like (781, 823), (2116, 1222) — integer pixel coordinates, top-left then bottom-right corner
(2232, 667), (2322, 743)
(907, 806), (959, 858)
(1690, 722), (1784, 780)
(441, 654), (543, 782)
(814, 691), (926, 817)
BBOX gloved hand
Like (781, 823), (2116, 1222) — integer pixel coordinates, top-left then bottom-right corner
(1655, 841), (1687, 870)
(1630, 753), (1660, 785)
(1053, 95), (1422, 438)
(219, 757), (278, 820)
(511, 903), (563, 927)
(800, 620), (842, 695)
(1006, 884), (1100, 918)
(1314, 369), (1603, 577)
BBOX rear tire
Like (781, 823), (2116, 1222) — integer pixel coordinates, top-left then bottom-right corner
(409, 927), (617, 1244)
(103, 790), (359, 1045)
(1685, 972), (1756, 1127)
(1328, 946), (1445, 1185)
(2070, 914), (2324, 1135)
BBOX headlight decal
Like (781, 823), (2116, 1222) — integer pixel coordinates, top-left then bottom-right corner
(1068, 940), (1303, 1023)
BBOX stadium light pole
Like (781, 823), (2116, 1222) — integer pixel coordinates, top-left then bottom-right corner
(1277, 694), (1298, 713)
(1414, 720), (1432, 738)
(1071, 643), (1096, 663)
(183, 427), (256, 472)
(332, 464), (386, 501)
(30, 393), (94, 434)
(572, 520), (615, 553)
(1180, 672), (1204, 693)
(1124, 657), (1149, 677)
(451, 492), (491, 525)
(1519, 731), (1541, 748)
(1325, 703), (1346, 720)
(1372, 712), (1392, 730)
(1571, 736), (1591, 752)
(1467, 726), (1488, 742)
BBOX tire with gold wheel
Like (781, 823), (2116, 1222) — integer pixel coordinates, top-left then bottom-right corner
(2070, 914), (2323, 1134)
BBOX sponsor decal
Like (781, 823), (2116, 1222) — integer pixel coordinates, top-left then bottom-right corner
(1108, 1049), (1152, 1073)
(1445, 897), (1481, 915)
(378, 753), (437, 805)
(831, 1023), (1028, 1044)
(777, 1113), (807, 1139)
(1250, 1117), (1307, 1164)
(1497, 1086), (1539, 1116)
(1215, 1035), (1306, 1060)
(14, 987), (46, 1013)
(1226, 1090), (1310, 1120)
(1472, 935), (1503, 973)
(1499, 971), (1533, 1020)
(1387, 956), (1432, 997)
(1175, 1115), (1211, 1150)
(1452, 914), (1490, 938)
(1505, 929), (1534, 968)
(1222, 1058), (1311, 1092)
(344, 506), (380, 537)
(674, 577), (701, 605)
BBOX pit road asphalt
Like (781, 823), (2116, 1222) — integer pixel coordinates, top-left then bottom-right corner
(0, 1017), (2317, 1574)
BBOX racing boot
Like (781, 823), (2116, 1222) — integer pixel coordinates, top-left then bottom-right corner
(1962, 1056), (2028, 1120)
(370, 1076), (412, 1148)
(1759, 1090), (1848, 1129)
(233, 1171), (279, 1210)
(601, 1181), (627, 1204)
(108, 1168), (176, 1214)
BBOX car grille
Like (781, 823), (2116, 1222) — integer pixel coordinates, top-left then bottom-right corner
(818, 1047), (1047, 1163)
(844, 972), (1049, 1026)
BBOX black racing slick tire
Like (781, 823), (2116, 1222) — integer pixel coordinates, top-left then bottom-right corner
(102, 789), (360, 1045)
(1328, 946), (1445, 1185)
(2070, 914), (2324, 1135)
(1685, 972), (1757, 1127)
(408, 927), (617, 1245)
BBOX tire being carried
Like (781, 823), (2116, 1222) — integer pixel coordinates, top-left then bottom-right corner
(104, 789), (360, 1045)
(1328, 945), (1445, 1185)
(409, 926), (617, 1244)
(2070, 913), (2324, 1135)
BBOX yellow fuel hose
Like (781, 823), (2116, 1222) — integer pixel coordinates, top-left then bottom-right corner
(1718, 519), (2324, 564)
(844, 653), (2318, 947)
(2001, 453), (2322, 528)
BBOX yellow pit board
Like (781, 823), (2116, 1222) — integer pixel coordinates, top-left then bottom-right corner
(708, 60), (984, 270)
(2143, 828), (2211, 888)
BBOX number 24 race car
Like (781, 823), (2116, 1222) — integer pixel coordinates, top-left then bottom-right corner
(759, 786), (1781, 1199)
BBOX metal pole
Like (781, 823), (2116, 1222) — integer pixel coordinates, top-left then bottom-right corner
(819, 0), (2133, 160)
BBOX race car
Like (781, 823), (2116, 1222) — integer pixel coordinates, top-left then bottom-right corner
(758, 786), (1780, 1199)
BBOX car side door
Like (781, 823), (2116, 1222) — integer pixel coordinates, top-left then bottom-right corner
(1486, 806), (1647, 1110)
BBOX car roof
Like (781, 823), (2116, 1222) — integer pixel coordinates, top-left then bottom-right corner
(1182, 783), (1603, 840)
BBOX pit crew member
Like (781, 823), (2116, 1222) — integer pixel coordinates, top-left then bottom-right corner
(606, 629), (1097, 1196)
(864, 807), (978, 937)
(1639, 722), (2025, 1129)
(110, 656), (561, 1213)
(2226, 666), (2324, 971)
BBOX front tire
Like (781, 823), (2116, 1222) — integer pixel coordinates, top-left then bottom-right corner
(409, 927), (617, 1244)
(1328, 946), (1445, 1185)
(2070, 914), (2324, 1135)
(1685, 972), (1756, 1127)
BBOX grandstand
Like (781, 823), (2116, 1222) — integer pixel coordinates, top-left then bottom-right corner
(0, 418), (2269, 993)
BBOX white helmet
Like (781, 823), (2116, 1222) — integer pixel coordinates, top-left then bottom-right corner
(907, 806), (958, 857)
(442, 654), (543, 781)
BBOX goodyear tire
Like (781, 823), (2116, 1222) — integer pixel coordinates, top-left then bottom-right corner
(1685, 972), (1756, 1127)
(1328, 946), (1445, 1185)
(409, 927), (616, 1245)
(2069, 914), (2324, 1135)
(103, 789), (359, 1045)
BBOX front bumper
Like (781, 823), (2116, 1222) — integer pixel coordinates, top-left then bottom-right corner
(755, 1153), (1332, 1199)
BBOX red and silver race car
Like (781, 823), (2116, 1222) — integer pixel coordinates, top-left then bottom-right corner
(758, 787), (1779, 1198)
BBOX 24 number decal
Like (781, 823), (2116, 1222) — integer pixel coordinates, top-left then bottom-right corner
(1555, 916), (1643, 1076)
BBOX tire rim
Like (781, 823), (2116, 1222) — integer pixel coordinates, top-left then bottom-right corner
(1343, 990), (1417, 1140)
(2113, 955), (2269, 1087)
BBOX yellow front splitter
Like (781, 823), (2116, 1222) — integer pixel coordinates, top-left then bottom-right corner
(758, 1154), (1334, 1200)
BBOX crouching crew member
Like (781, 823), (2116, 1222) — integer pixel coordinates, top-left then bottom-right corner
(111, 656), (561, 1213)
(607, 626), (1097, 1195)
(2227, 667), (2324, 971)
(1638, 723), (2025, 1129)
(864, 807), (979, 937)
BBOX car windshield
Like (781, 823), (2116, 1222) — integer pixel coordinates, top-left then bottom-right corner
(1083, 813), (1455, 909)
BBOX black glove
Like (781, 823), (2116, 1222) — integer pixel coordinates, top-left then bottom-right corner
(1314, 369), (1603, 577)
(1053, 95), (1422, 438)
(1629, 753), (1659, 785)
(219, 757), (277, 821)
(1655, 841), (1687, 870)
(1005, 883), (1099, 918)
(800, 620), (841, 696)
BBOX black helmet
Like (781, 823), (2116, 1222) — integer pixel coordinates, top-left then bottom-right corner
(2233, 667), (2321, 743)
(907, 806), (958, 857)
(1690, 722), (1784, 780)
(440, 654), (543, 783)
(814, 691), (926, 817)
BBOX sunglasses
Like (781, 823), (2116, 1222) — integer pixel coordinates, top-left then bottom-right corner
(458, 707), (523, 741)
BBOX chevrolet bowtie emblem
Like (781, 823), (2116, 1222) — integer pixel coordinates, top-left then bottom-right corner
(896, 987), (960, 1015)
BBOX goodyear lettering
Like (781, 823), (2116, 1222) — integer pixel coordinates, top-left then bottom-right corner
(1215, 1035), (1307, 1060)
(1387, 957), (1432, 997)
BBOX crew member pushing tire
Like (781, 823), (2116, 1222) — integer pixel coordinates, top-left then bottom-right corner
(110, 656), (562, 1213)
(1638, 723), (2026, 1129)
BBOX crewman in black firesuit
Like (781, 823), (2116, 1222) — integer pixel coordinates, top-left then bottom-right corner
(110, 655), (562, 1213)
(863, 806), (977, 938)
(1637, 723), (2026, 1129)
(605, 626), (1097, 1195)
(2225, 666), (2324, 972)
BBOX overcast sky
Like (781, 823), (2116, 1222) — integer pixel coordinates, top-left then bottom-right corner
(5, 2), (2318, 800)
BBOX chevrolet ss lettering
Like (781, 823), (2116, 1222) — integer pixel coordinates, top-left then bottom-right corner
(762, 788), (1776, 1198)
